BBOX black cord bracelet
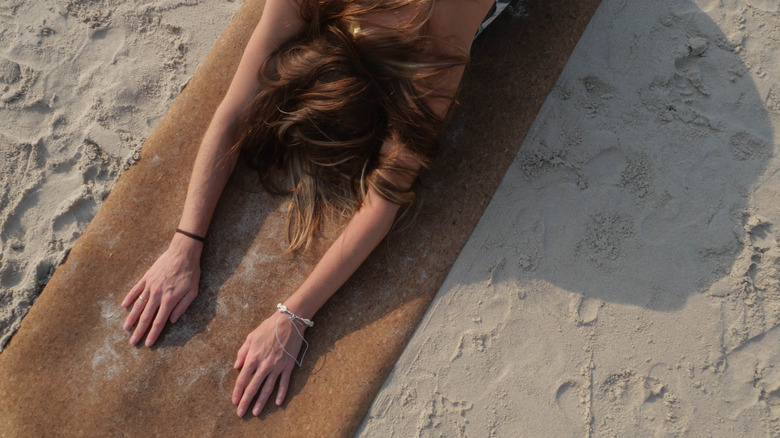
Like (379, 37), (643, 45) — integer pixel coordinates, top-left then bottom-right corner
(175, 228), (205, 242)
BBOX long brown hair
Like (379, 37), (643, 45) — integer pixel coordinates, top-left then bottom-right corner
(234, 0), (468, 252)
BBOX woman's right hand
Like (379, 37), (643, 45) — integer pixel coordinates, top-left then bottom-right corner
(232, 312), (304, 417)
(121, 233), (202, 347)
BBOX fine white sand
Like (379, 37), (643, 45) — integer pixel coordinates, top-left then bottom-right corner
(0, 0), (241, 351)
(358, 0), (780, 436)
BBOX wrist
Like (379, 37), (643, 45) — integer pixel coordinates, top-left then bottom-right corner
(280, 298), (317, 322)
(169, 231), (203, 260)
(275, 312), (309, 331)
(277, 303), (314, 328)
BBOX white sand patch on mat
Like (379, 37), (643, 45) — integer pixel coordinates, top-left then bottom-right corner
(358, 0), (780, 435)
(0, 0), (241, 351)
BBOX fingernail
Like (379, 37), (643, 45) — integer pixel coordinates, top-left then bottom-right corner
(130, 336), (138, 344)
(123, 322), (130, 330)
(237, 408), (245, 417)
(232, 396), (239, 404)
(145, 339), (153, 347)
(252, 408), (260, 416)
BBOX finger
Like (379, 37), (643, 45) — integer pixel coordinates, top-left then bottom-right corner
(169, 289), (197, 324)
(232, 361), (255, 405)
(130, 292), (160, 345)
(123, 290), (148, 331)
(238, 366), (268, 417)
(253, 371), (280, 416)
(144, 297), (174, 347)
(122, 278), (146, 308)
(276, 366), (293, 406)
(234, 341), (250, 369)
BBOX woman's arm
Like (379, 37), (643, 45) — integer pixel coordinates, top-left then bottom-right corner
(231, 170), (406, 417)
(178, 0), (308, 237)
(284, 191), (400, 316)
(121, 0), (306, 347)
(231, 137), (422, 417)
(276, 0), (496, 318)
(230, 0), (498, 416)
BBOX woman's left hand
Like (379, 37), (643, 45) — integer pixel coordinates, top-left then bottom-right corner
(232, 312), (305, 416)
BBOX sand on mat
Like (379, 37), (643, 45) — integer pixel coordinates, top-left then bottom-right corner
(359, 0), (780, 436)
(0, 0), (241, 351)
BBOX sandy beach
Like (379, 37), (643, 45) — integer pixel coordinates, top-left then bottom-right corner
(3, 0), (780, 436)
(0, 0), (241, 350)
(359, 0), (780, 436)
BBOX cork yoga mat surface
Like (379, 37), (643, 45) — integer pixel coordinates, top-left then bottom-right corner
(0, 0), (600, 436)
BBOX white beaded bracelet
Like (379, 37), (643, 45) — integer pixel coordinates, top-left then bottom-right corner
(277, 303), (314, 328)
(275, 304), (312, 367)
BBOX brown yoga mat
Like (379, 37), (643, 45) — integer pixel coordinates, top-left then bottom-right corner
(0, 0), (600, 436)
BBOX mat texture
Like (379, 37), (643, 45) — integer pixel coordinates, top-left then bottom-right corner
(0, 0), (600, 435)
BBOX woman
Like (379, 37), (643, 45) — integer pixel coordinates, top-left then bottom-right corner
(121, 0), (500, 418)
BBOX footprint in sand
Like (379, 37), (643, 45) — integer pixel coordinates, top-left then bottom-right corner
(674, 54), (711, 97)
(0, 259), (24, 290)
(719, 326), (780, 432)
(579, 75), (617, 117)
(766, 86), (780, 114)
(592, 372), (685, 436)
(729, 130), (771, 161)
(576, 213), (635, 268)
(450, 329), (495, 363)
(51, 193), (97, 236)
(714, 215), (780, 351)
(418, 395), (473, 436)
(0, 58), (38, 107)
(745, 216), (772, 248)
(0, 59), (22, 85)
(64, 1), (112, 28)
(581, 146), (626, 187)
(617, 152), (654, 198)
(639, 194), (682, 243)
(553, 376), (601, 435)
(487, 257), (525, 302)
(568, 294), (601, 325)
(507, 207), (545, 276)
(554, 379), (586, 420)
(85, 122), (128, 160)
